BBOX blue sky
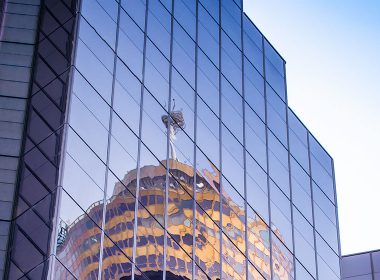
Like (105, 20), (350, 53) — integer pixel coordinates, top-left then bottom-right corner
(243, 0), (380, 255)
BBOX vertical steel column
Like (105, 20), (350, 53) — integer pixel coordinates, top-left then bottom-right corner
(192, 0), (199, 279)
(131, 0), (150, 278)
(308, 132), (319, 280)
(218, 0), (223, 278)
(283, 61), (297, 280)
(241, 2), (250, 279)
(262, 36), (275, 280)
(332, 155), (343, 279)
(96, 1), (122, 279)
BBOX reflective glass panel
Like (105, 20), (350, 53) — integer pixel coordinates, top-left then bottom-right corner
(246, 152), (269, 223)
(272, 233), (294, 280)
(246, 206), (271, 279)
(118, 8), (144, 79)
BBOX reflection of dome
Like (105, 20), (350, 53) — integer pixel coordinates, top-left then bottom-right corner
(55, 159), (286, 280)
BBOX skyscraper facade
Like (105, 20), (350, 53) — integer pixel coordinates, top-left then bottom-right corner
(0, 0), (342, 279)
(342, 250), (380, 280)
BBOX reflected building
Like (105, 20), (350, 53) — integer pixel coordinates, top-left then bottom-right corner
(54, 159), (273, 280)
(0, 0), (341, 279)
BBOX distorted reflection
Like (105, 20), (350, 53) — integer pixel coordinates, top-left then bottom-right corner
(55, 105), (292, 280)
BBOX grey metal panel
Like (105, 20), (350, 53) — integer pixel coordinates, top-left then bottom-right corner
(0, 122), (23, 139)
(0, 109), (25, 123)
(0, 169), (17, 185)
(6, 3), (39, 15)
(0, 222), (10, 236)
(0, 156), (18, 170)
(0, 65), (31, 83)
(0, 2), (41, 279)
(7, 0), (40, 5)
(0, 202), (12, 220)
(0, 53), (34, 67)
(1, 14), (38, 30)
(0, 183), (15, 202)
(0, 139), (21, 157)
(0, 237), (7, 251)
(0, 27), (37, 44)
(0, 251), (5, 270)
(0, 97), (26, 111)
(0, 80), (29, 98)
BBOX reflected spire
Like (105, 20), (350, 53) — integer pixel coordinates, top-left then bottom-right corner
(161, 99), (185, 160)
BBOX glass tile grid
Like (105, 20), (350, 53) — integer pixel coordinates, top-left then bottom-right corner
(43, 0), (342, 279)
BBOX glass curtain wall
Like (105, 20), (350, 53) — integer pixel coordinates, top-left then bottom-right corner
(16, 0), (342, 280)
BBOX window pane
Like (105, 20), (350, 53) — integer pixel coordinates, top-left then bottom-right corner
(268, 131), (290, 197)
(244, 58), (265, 121)
(222, 77), (243, 141)
(197, 50), (220, 115)
(75, 40), (113, 104)
(173, 21), (195, 87)
(81, 0), (117, 48)
(198, 4), (219, 66)
(272, 233), (294, 280)
(114, 59), (141, 135)
(174, 0), (196, 39)
(246, 206), (270, 279)
(147, 0), (171, 58)
(196, 99), (219, 167)
(246, 152), (268, 222)
(118, 9), (144, 79)
(121, 0), (146, 30)
(270, 180), (293, 250)
(144, 40), (170, 107)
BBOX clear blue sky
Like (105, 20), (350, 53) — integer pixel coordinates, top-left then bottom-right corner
(243, 0), (380, 255)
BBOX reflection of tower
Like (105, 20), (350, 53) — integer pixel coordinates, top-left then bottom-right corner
(161, 99), (185, 160)
(54, 159), (277, 279)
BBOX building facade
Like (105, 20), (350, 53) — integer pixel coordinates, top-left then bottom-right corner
(342, 250), (380, 280)
(0, 0), (342, 279)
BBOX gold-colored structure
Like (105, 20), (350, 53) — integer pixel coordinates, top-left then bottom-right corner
(55, 108), (292, 280)
(55, 158), (293, 279)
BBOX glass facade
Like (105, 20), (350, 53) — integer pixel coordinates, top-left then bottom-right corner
(0, 0), (342, 279)
(342, 250), (380, 280)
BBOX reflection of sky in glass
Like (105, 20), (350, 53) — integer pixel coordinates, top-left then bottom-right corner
(41, 0), (342, 279)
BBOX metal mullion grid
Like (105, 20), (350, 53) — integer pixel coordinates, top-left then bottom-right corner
(151, 1), (225, 278)
(240, 5), (270, 280)
(96, 0), (121, 278)
(218, 0), (223, 278)
(309, 164), (336, 211)
(218, 1), (255, 277)
(220, 0), (242, 55)
(261, 29), (275, 280)
(241, 1), (250, 278)
(332, 156), (343, 279)
(307, 132), (319, 280)
(288, 113), (340, 277)
(131, 0), (150, 278)
(263, 52), (297, 280)
(46, 0), (83, 278)
(192, 1), (199, 279)
(310, 134), (341, 280)
(163, 0), (175, 279)
(282, 59), (297, 279)
(308, 134), (334, 180)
